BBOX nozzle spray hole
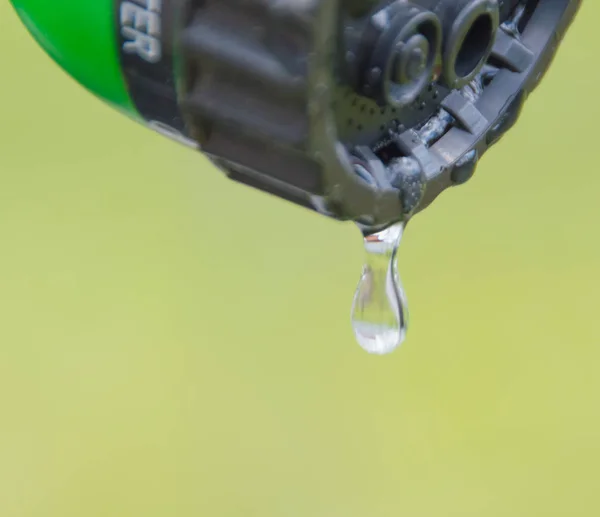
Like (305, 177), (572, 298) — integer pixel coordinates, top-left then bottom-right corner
(455, 14), (494, 78)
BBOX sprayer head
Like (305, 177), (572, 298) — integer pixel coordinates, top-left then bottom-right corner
(10, 0), (581, 232)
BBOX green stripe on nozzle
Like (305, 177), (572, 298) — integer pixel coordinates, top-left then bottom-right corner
(10, 0), (139, 118)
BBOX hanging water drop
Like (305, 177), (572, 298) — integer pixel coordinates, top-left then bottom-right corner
(351, 222), (408, 355)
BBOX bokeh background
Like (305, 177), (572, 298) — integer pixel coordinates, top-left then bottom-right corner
(1, 2), (598, 516)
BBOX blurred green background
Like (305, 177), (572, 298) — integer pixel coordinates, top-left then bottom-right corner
(1, 3), (598, 516)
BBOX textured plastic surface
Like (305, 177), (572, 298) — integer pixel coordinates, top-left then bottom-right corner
(180, 0), (581, 230)
(10, 0), (582, 232)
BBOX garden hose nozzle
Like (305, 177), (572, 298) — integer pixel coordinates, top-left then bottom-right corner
(10, 0), (582, 353)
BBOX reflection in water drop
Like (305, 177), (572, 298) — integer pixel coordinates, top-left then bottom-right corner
(351, 222), (408, 355)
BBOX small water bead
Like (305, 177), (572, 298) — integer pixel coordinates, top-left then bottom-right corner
(351, 222), (408, 355)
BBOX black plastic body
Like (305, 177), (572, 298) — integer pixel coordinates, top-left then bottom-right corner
(171, 0), (580, 232)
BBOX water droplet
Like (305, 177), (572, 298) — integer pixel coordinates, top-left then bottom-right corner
(351, 222), (408, 355)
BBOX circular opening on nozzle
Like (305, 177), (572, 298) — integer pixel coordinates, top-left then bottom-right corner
(454, 13), (494, 79)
